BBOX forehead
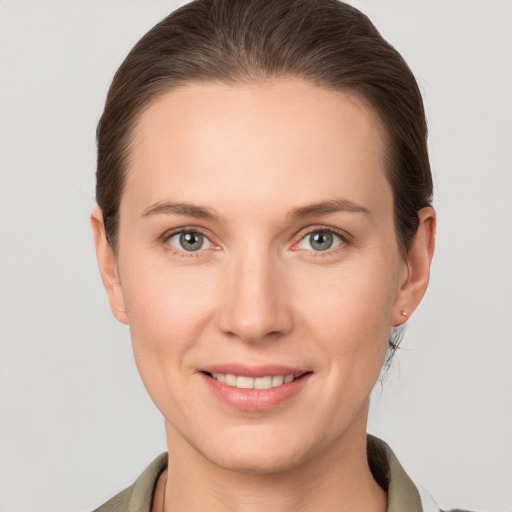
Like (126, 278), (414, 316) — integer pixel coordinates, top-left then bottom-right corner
(124, 79), (390, 219)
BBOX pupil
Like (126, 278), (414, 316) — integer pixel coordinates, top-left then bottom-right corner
(180, 232), (203, 251)
(310, 231), (333, 251)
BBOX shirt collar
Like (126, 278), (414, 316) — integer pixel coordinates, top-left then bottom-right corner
(127, 436), (435, 512)
(368, 434), (440, 512)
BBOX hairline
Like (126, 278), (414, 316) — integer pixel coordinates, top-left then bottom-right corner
(109, 76), (400, 256)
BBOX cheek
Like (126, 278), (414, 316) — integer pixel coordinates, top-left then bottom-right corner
(123, 260), (220, 344)
(118, 256), (220, 397)
(291, 253), (401, 393)
(295, 259), (399, 337)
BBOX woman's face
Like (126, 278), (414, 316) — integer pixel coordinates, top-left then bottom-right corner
(95, 80), (424, 473)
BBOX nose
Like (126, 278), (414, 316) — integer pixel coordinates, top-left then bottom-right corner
(218, 250), (293, 343)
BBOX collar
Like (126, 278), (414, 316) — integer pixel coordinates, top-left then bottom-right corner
(367, 435), (437, 512)
(121, 435), (438, 512)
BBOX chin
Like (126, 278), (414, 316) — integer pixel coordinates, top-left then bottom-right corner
(206, 447), (307, 475)
(192, 425), (323, 475)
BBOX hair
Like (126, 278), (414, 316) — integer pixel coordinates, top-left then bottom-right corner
(96, 0), (433, 355)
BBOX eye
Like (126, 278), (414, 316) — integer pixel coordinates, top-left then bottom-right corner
(167, 230), (212, 252)
(296, 229), (344, 252)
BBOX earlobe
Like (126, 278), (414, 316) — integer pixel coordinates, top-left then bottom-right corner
(392, 206), (436, 326)
(90, 207), (129, 325)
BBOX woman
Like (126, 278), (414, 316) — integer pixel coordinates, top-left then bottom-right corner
(90, 1), (458, 510)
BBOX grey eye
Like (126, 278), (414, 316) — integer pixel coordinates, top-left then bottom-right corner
(297, 229), (343, 252)
(168, 231), (211, 252)
(309, 231), (334, 251)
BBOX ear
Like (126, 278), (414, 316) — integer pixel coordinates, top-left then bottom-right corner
(392, 206), (436, 326)
(91, 206), (128, 324)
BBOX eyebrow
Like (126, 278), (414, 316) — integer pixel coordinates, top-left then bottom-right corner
(140, 201), (217, 220)
(140, 198), (370, 221)
(287, 198), (370, 220)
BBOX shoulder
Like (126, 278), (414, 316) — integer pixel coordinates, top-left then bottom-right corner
(92, 486), (131, 512)
(368, 435), (475, 512)
(92, 453), (168, 512)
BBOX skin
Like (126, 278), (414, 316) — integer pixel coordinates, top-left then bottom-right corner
(92, 80), (435, 512)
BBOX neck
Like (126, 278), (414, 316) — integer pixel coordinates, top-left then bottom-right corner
(155, 415), (387, 512)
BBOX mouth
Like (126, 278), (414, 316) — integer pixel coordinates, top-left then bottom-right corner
(202, 371), (309, 390)
(199, 368), (313, 411)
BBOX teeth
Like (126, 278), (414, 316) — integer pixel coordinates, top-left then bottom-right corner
(236, 376), (254, 389)
(209, 372), (299, 389)
(254, 376), (272, 389)
(224, 374), (237, 386)
(271, 375), (284, 387)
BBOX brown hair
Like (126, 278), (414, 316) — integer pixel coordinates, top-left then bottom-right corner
(97, 0), (432, 257)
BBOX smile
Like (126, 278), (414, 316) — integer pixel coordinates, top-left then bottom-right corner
(207, 373), (303, 389)
(200, 367), (312, 411)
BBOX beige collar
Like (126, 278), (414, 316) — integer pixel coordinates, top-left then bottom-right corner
(115, 435), (433, 512)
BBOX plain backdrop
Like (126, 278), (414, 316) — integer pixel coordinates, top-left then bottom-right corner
(0, 1), (511, 511)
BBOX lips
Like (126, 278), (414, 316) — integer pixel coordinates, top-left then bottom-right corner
(199, 365), (312, 411)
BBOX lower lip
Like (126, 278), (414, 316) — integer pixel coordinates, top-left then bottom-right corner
(201, 373), (312, 412)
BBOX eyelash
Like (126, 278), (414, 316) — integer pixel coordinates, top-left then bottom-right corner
(161, 227), (214, 258)
(160, 225), (350, 258)
(291, 226), (350, 257)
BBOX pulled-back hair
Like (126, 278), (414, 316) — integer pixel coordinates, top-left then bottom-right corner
(97, 0), (432, 258)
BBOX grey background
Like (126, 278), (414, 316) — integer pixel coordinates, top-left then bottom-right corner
(0, 1), (511, 511)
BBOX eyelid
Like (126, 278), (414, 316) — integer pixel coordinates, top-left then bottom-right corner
(158, 224), (351, 257)
(160, 226), (218, 255)
(291, 225), (352, 252)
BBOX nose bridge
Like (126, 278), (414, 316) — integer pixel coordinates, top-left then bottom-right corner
(219, 246), (291, 342)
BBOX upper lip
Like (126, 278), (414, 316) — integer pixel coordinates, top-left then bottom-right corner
(200, 364), (309, 378)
